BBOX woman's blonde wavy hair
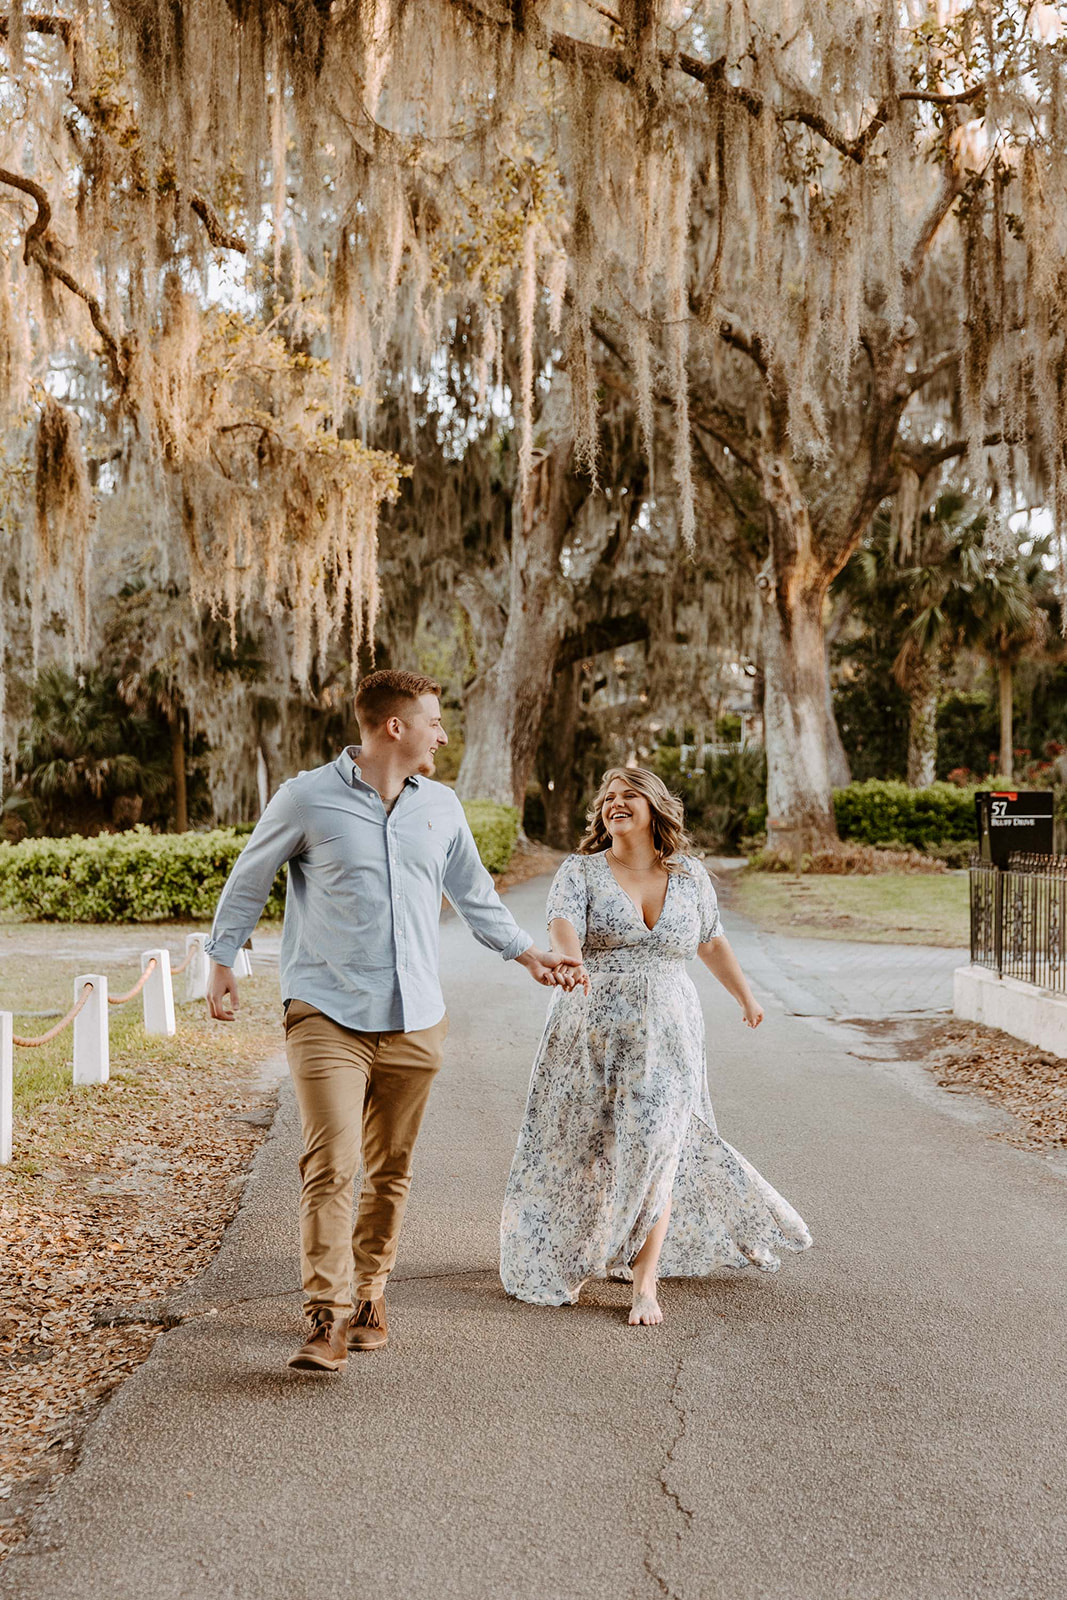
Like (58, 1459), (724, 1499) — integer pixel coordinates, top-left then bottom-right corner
(577, 766), (692, 867)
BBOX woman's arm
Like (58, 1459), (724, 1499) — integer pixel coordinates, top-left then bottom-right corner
(697, 936), (764, 1028)
(549, 918), (590, 994)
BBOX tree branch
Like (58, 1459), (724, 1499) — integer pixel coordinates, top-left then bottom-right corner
(691, 425), (755, 526)
(557, 611), (649, 669)
(449, 2), (982, 165)
(901, 430), (1006, 475)
(189, 195), (247, 254)
(3, 15), (245, 256)
(904, 348), (961, 396)
(904, 146), (967, 286)
(594, 318), (762, 478)
(0, 11), (75, 49)
(713, 316), (769, 378)
(0, 12), (86, 96)
(0, 166), (126, 389)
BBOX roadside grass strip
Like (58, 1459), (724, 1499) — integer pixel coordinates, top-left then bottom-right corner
(732, 871), (970, 947)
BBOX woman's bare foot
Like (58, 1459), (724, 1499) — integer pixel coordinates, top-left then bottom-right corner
(629, 1281), (663, 1325)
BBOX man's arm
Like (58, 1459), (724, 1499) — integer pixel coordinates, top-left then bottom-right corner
(205, 786), (306, 1021)
(442, 805), (578, 988)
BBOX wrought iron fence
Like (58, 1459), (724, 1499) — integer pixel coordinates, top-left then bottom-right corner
(969, 852), (1067, 995)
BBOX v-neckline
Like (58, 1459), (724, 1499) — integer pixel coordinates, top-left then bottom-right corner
(601, 852), (671, 934)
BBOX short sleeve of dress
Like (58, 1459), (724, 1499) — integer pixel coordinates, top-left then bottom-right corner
(545, 854), (588, 942)
(692, 858), (724, 942)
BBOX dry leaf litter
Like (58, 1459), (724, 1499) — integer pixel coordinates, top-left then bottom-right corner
(0, 967), (282, 1563)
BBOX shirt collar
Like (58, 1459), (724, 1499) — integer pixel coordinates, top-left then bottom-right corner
(336, 745), (421, 790)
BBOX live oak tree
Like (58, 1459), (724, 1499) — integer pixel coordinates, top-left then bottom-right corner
(4, 3), (1067, 846)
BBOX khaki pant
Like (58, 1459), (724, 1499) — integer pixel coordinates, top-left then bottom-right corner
(284, 1000), (448, 1312)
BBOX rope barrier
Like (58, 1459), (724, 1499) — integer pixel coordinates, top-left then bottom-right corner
(171, 948), (193, 975)
(13, 983), (95, 1048)
(108, 958), (157, 1006)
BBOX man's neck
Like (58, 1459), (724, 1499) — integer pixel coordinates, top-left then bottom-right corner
(351, 745), (413, 809)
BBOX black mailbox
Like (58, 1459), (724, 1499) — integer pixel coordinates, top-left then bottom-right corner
(975, 790), (1054, 866)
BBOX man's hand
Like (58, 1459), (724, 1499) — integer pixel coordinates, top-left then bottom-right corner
(516, 947), (587, 991)
(207, 960), (239, 1021)
(558, 958), (591, 995)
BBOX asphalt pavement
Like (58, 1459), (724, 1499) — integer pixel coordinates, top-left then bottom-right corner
(1, 879), (1065, 1600)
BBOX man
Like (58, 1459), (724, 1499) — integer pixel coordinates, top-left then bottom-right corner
(205, 670), (576, 1372)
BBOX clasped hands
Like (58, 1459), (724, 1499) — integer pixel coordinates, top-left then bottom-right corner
(517, 947), (591, 994)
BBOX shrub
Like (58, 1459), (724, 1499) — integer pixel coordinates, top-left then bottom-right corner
(0, 827), (285, 923)
(833, 779), (979, 848)
(461, 799), (521, 875)
(651, 744), (767, 852)
(0, 799), (520, 922)
(750, 843), (946, 875)
(923, 840), (977, 869)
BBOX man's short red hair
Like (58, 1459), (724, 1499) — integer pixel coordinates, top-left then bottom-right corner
(354, 670), (442, 730)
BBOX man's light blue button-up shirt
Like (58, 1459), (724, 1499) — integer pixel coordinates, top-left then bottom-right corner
(205, 748), (533, 1033)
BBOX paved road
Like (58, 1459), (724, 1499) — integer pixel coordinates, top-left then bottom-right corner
(2, 881), (1065, 1600)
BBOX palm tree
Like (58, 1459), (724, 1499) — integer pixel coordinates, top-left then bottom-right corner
(890, 494), (991, 787)
(841, 493), (1052, 787)
(945, 533), (1051, 782)
(107, 580), (271, 831)
(837, 492), (984, 787)
(16, 667), (171, 834)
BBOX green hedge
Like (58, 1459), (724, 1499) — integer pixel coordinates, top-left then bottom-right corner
(0, 799), (521, 923)
(0, 828), (285, 923)
(833, 780), (978, 848)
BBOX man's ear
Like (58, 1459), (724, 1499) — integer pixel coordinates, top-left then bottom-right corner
(385, 715), (405, 742)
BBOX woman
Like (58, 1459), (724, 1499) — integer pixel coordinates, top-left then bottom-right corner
(500, 767), (811, 1325)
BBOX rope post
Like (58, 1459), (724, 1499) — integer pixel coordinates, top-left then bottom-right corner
(185, 933), (209, 1002)
(141, 949), (176, 1036)
(73, 975), (109, 1086)
(0, 1012), (12, 1166)
(233, 944), (253, 979)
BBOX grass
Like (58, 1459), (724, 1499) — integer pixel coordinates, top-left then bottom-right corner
(729, 870), (970, 947)
(0, 942), (283, 1171)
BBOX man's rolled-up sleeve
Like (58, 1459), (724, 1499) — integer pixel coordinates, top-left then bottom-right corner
(442, 806), (533, 961)
(204, 787), (306, 967)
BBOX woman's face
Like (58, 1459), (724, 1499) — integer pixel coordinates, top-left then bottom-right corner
(601, 778), (654, 846)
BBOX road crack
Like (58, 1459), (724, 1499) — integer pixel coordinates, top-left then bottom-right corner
(643, 1345), (697, 1599)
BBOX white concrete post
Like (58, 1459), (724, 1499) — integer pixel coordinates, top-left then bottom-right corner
(233, 945), (253, 979)
(0, 1012), (12, 1166)
(141, 949), (176, 1036)
(185, 933), (209, 1002)
(73, 975), (109, 1086)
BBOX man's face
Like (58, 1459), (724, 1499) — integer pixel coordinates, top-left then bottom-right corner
(394, 693), (448, 776)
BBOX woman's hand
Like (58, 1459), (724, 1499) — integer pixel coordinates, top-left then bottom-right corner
(741, 996), (764, 1029)
(559, 960), (591, 995)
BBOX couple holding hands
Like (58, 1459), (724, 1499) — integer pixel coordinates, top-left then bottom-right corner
(206, 671), (810, 1371)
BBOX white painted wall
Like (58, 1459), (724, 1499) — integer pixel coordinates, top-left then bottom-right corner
(953, 964), (1067, 1058)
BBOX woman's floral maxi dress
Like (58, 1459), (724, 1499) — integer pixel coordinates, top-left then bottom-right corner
(500, 852), (812, 1305)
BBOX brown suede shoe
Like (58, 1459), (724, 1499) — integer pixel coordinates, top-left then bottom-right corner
(346, 1298), (388, 1352)
(287, 1308), (349, 1372)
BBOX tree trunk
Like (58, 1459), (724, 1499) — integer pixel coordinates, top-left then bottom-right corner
(761, 580), (839, 855)
(906, 666), (939, 788)
(457, 599), (572, 810)
(997, 653), (1014, 781)
(536, 660), (585, 848)
(824, 652), (852, 790)
(456, 428), (583, 810)
(169, 705), (188, 832)
(256, 745), (270, 814)
(758, 454), (840, 857)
